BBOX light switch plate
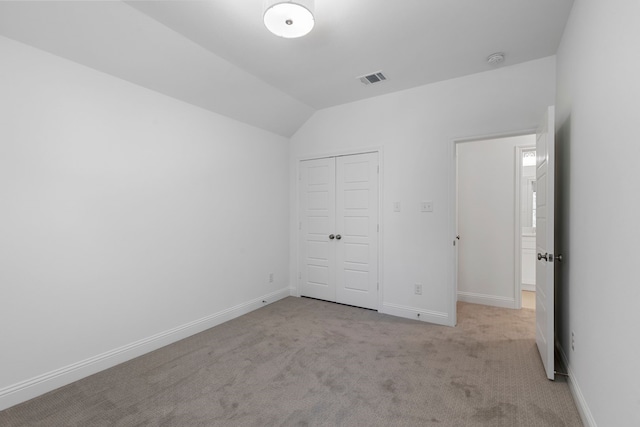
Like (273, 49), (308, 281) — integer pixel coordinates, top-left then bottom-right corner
(394, 202), (401, 212)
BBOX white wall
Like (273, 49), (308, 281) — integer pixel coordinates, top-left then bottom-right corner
(0, 36), (290, 410)
(457, 135), (535, 308)
(290, 56), (556, 325)
(555, 1), (640, 425)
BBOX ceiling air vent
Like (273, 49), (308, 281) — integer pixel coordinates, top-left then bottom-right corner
(358, 71), (388, 86)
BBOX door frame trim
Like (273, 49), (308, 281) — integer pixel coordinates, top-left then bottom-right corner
(514, 145), (537, 309)
(295, 146), (384, 311)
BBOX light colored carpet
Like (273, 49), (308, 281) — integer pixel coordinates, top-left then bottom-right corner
(0, 297), (582, 426)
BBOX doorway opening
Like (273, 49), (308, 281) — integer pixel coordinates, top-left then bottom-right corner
(455, 134), (536, 313)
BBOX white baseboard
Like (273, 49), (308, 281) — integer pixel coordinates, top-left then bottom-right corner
(521, 283), (536, 292)
(381, 302), (450, 326)
(557, 345), (597, 427)
(0, 288), (290, 412)
(457, 291), (516, 309)
(288, 286), (300, 297)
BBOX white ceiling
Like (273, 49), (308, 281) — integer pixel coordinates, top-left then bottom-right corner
(0, 0), (574, 136)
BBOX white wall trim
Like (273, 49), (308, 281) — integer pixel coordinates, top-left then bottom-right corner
(449, 135), (458, 327)
(381, 302), (449, 326)
(515, 146), (536, 300)
(452, 128), (538, 145)
(296, 145), (382, 163)
(514, 146), (524, 310)
(557, 345), (597, 427)
(514, 144), (537, 309)
(376, 147), (385, 312)
(0, 288), (290, 412)
(457, 291), (516, 309)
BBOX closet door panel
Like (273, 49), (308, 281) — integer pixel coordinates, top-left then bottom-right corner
(335, 153), (379, 310)
(299, 158), (336, 302)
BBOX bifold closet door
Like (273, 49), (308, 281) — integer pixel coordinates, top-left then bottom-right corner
(299, 152), (379, 310)
(299, 157), (336, 302)
(335, 153), (379, 309)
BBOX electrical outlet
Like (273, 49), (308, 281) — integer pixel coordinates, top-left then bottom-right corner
(269, 273), (274, 283)
(420, 201), (433, 212)
(414, 284), (422, 295)
(571, 331), (575, 351)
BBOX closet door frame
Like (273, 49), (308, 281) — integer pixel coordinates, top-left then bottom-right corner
(295, 147), (383, 311)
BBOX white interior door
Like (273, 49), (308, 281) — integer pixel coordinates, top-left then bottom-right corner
(335, 153), (379, 310)
(299, 158), (336, 302)
(535, 106), (556, 380)
(299, 153), (379, 310)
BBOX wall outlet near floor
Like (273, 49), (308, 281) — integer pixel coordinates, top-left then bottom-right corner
(269, 273), (274, 283)
(420, 201), (433, 212)
(414, 284), (422, 295)
(571, 331), (575, 351)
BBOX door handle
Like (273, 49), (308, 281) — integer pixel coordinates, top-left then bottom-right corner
(335, 234), (342, 240)
(329, 234), (335, 240)
(537, 252), (549, 261)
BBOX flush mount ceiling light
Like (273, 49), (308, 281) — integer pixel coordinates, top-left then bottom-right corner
(263, 0), (315, 38)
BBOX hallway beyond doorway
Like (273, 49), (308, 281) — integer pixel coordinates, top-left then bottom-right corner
(522, 290), (536, 310)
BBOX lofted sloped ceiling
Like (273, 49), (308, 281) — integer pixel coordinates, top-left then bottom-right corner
(0, 1), (314, 137)
(0, 0), (574, 137)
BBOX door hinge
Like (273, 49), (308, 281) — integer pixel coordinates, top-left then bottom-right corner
(298, 272), (301, 280)
(299, 221), (302, 230)
(377, 282), (379, 290)
(377, 165), (379, 173)
(377, 224), (379, 232)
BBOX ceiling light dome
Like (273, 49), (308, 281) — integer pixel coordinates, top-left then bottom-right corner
(263, 0), (315, 38)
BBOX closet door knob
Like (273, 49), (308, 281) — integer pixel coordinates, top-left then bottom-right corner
(329, 234), (335, 240)
(336, 234), (342, 240)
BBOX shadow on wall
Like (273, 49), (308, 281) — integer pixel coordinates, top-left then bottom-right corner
(554, 113), (571, 356)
